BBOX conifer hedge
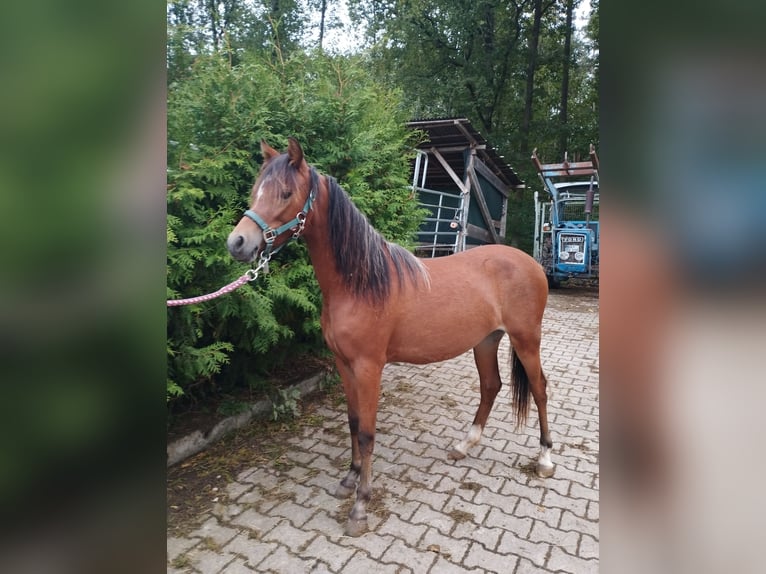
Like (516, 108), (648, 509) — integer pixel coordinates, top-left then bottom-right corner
(167, 51), (424, 403)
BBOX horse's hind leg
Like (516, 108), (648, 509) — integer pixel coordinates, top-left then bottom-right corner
(449, 330), (504, 460)
(511, 334), (554, 478)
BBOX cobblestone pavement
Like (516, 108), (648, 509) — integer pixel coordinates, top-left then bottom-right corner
(168, 289), (599, 573)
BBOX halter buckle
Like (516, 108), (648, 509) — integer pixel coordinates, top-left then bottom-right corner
(263, 228), (277, 243)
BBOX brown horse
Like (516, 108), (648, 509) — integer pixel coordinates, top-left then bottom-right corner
(227, 139), (553, 536)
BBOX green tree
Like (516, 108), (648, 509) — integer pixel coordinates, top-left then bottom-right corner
(351, 0), (529, 137)
(167, 50), (423, 403)
(167, 0), (307, 82)
(346, 0), (597, 250)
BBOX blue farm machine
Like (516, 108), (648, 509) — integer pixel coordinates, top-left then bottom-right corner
(532, 146), (599, 287)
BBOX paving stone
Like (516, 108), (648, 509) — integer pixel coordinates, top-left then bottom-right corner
(262, 519), (316, 552)
(380, 538), (438, 573)
(502, 477), (555, 503)
(167, 536), (200, 562)
(338, 532), (396, 560)
(464, 525), (504, 552)
(377, 514), (427, 544)
(168, 290), (600, 572)
(484, 507), (534, 539)
(559, 508), (599, 540)
(428, 555), (481, 574)
(497, 529), (551, 568)
(463, 541), (519, 573)
(420, 526), (471, 564)
(334, 552), (401, 574)
(579, 533), (599, 561)
(220, 557), (255, 574)
(405, 485), (450, 512)
(306, 560), (334, 574)
(226, 481), (252, 500)
(515, 497), (563, 530)
(529, 520), (580, 554)
(586, 500), (599, 521)
(187, 548), (237, 573)
(303, 535), (358, 571)
(256, 544), (313, 573)
(230, 509), (282, 538)
(222, 532), (276, 570)
(269, 500), (318, 528)
(514, 556), (549, 574)
(191, 516), (240, 547)
(547, 545), (599, 574)
(544, 488), (589, 517)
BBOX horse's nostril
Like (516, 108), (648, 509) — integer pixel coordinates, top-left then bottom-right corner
(227, 233), (247, 258)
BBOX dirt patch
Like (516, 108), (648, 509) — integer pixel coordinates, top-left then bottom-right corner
(440, 395), (458, 408)
(459, 481), (482, 492)
(167, 381), (345, 536)
(447, 509), (475, 524)
(546, 282), (599, 313)
(167, 354), (335, 443)
(518, 460), (541, 479)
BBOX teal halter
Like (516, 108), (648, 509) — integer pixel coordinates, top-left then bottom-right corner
(243, 168), (318, 260)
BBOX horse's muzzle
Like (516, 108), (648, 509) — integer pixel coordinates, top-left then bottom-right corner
(226, 228), (263, 262)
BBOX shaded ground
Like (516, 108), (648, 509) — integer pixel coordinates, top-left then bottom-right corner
(167, 381), (346, 537)
(167, 354), (336, 444)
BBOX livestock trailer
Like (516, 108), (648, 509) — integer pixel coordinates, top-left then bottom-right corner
(407, 118), (525, 257)
(532, 145), (600, 286)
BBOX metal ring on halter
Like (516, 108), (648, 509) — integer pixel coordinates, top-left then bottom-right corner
(293, 212), (307, 238)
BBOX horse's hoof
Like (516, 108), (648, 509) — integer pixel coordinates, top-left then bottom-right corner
(333, 482), (356, 499)
(345, 517), (369, 537)
(536, 463), (555, 478)
(448, 448), (466, 461)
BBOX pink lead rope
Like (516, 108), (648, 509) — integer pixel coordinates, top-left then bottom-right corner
(166, 270), (256, 306)
(167, 255), (270, 306)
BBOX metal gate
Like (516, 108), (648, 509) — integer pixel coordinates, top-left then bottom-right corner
(412, 150), (465, 256)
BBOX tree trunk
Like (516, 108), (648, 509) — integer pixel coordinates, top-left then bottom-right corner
(319, 0), (327, 51)
(206, 0), (221, 51)
(520, 0), (544, 154)
(558, 0), (574, 157)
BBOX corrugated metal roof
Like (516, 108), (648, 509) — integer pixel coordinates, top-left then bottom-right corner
(406, 118), (524, 191)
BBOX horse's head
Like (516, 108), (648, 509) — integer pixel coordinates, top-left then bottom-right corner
(227, 138), (315, 262)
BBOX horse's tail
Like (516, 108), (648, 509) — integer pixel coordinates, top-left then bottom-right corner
(511, 348), (530, 430)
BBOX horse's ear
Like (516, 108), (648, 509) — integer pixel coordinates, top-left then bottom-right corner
(260, 140), (280, 162)
(286, 137), (304, 167)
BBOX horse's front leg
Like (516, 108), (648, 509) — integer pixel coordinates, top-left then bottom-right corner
(333, 357), (382, 537)
(333, 359), (361, 498)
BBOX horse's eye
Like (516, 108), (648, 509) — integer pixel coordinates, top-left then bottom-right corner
(280, 189), (293, 200)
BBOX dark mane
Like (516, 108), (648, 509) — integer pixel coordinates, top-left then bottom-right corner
(326, 177), (428, 303)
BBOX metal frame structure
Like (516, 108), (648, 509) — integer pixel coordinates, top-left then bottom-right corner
(532, 145), (600, 283)
(407, 118), (524, 257)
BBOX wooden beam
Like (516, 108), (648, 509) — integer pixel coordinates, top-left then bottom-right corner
(468, 168), (501, 244)
(407, 118), (470, 129)
(429, 147), (468, 193)
(466, 223), (493, 243)
(454, 119), (480, 148)
(458, 152), (473, 253)
(421, 144), (486, 153)
(474, 158), (509, 198)
(532, 147), (598, 177)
